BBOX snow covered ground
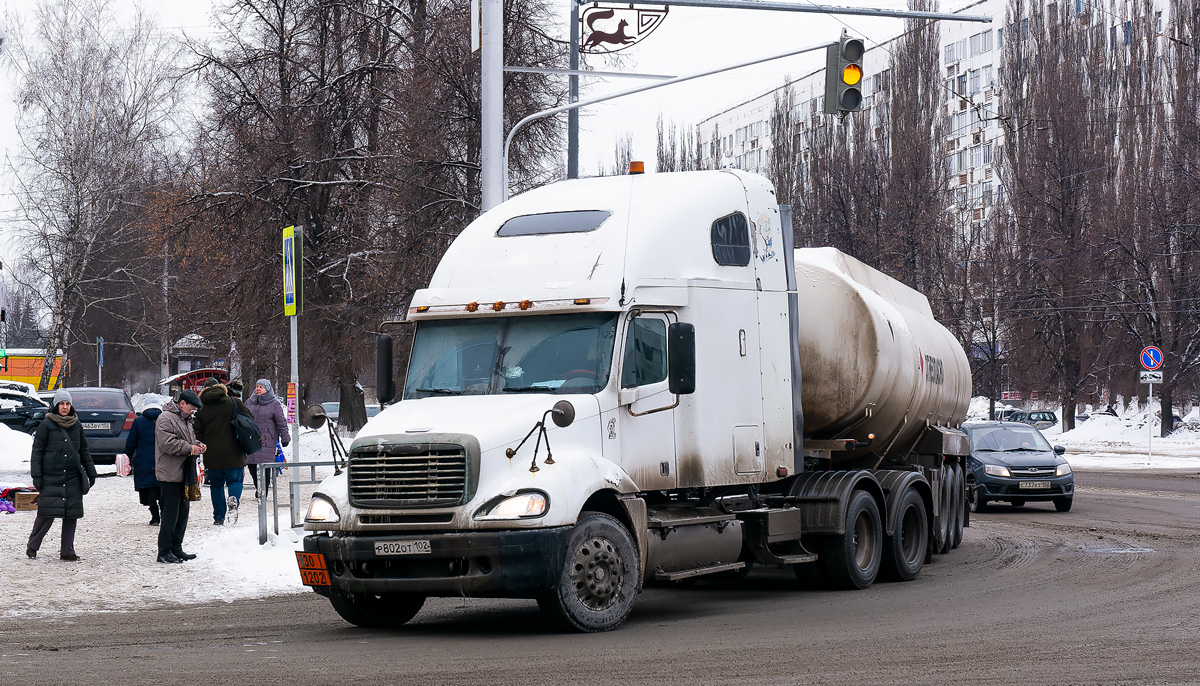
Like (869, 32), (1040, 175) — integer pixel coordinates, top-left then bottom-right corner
(0, 422), (338, 619)
(2, 396), (1197, 620)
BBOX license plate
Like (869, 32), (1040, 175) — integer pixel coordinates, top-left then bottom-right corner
(1019, 481), (1051, 490)
(295, 551), (331, 587)
(82, 422), (109, 431)
(374, 540), (432, 556)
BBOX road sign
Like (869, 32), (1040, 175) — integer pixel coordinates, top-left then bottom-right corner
(1140, 371), (1163, 384)
(1140, 346), (1163, 370)
(283, 226), (298, 316)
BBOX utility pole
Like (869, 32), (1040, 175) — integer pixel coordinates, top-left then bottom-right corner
(481, 0), (503, 210)
(568, 1), (580, 179)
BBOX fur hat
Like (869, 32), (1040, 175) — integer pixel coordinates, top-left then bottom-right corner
(227, 380), (244, 398)
(179, 389), (203, 409)
(51, 388), (73, 407)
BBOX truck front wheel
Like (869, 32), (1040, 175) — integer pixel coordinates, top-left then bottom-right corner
(817, 489), (882, 590)
(328, 591), (425, 628)
(538, 512), (640, 633)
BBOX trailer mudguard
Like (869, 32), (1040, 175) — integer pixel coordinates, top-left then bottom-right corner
(872, 469), (932, 537)
(786, 470), (884, 535)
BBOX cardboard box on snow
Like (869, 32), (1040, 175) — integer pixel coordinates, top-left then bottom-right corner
(13, 491), (39, 510)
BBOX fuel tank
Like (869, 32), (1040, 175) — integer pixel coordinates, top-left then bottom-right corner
(793, 247), (971, 463)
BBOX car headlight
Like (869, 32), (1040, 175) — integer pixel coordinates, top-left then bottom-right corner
(1056, 463), (1072, 476)
(983, 464), (1012, 477)
(305, 495), (340, 523)
(475, 491), (548, 521)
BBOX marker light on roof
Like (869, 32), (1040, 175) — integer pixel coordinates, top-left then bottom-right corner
(466, 302), (479, 312)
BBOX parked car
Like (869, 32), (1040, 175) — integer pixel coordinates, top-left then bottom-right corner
(321, 401), (381, 425)
(995, 407), (1020, 421)
(1008, 410), (1058, 429)
(962, 421), (1074, 512)
(0, 389), (48, 433)
(63, 387), (136, 464)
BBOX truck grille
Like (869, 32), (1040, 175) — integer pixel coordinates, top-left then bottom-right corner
(349, 444), (468, 507)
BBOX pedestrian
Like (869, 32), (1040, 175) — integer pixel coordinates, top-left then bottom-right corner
(26, 389), (96, 561)
(125, 401), (164, 525)
(245, 379), (289, 499)
(155, 390), (206, 563)
(193, 378), (249, 525)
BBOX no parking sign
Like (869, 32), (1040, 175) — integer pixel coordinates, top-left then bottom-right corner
(1140, 346), (1163, 371)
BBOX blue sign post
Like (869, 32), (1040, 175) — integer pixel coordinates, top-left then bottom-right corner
(1140, 346), (1163, 371)
(1139, 345), (1164, 465)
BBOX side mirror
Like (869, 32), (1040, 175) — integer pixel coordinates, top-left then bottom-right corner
(303, 405), (328, 430)
(667, 322), (696, 395)
(1054, 445), (1066, 455)
(33, 411), (46, 420)
(551, 400), (575, 428)
(376, 334), (395, 404)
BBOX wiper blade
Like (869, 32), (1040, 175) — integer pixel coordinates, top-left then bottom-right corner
(415, 387), (462, 396)
(1001, 447), (1041, 452)
(501, 386), (553, 393)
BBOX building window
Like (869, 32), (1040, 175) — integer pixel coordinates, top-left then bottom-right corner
(1124, 21), (1132, 45)
(998, 27), (1003, 48)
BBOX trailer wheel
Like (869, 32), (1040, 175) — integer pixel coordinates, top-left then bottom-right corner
(328, 591), (425, 628)
(951, 463), (965, 549)
(538, 512), (640, 633)
(879, 486), (927, 582)
(817, 490), (882, 590)
(934, 465), (952, 554)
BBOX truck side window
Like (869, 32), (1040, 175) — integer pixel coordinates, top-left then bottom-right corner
(711, 212), (750, 266)
(621, 317), (668, 388)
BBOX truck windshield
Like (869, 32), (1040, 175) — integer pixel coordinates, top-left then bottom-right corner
(404, 313), (619, 399)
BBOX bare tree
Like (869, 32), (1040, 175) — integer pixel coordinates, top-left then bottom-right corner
(6, 0), (181, 390)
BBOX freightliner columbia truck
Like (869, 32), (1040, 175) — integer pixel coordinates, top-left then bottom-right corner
(298, 168), (972, 632)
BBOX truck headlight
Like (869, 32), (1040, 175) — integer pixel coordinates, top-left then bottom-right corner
(1056, 463), (1072, 476)
(475, 491), (548, 520)
(983, 464), (1011, 477)
(305, 495), (340, 523)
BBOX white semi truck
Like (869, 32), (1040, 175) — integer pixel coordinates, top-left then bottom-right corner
(297, 169), (972, 632)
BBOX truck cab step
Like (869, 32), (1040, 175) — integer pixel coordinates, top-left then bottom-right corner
(653, 561), (745, 582)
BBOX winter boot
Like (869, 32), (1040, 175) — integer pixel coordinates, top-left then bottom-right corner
(227, 495), (240, 525)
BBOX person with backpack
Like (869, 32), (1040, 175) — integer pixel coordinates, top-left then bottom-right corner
(245, 379), (289, 499)
(125, 401), (164, 525)
(193, 378), (249, 525)
(26, 389), (97, 562)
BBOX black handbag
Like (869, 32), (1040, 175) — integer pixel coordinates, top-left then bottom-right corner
(230, 398), (264, 455)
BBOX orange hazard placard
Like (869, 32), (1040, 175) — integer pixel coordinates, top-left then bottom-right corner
(296, 551), (331, 587)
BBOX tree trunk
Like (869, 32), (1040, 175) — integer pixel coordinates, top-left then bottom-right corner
(338, 381), (368, 433)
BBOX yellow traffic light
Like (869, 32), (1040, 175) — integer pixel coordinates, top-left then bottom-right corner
(842, 64), (863, 86)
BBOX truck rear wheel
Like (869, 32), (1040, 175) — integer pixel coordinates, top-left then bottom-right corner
(880, 486), (927, 582)
(538, 512), (640, 633)
(935, 464), (953, 554)
(328, 591), (425, 628)
(816, 490), (882, 590)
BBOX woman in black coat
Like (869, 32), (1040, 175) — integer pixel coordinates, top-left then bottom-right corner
(26, 388), (97, 561)
(125, 403), (163, 524)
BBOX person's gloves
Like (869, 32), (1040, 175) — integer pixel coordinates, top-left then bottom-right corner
(88, 476), (96, 488)
(281, 441), (289, 448)
(33, 479), (43, 491)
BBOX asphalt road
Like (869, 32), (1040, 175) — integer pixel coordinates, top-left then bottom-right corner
(2, 468), (1198, 686)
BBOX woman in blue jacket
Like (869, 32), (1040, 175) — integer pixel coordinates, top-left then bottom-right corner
(125, 402), (164, 525)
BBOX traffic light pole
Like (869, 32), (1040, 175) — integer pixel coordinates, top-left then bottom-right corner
(501, 40), (837, 201)
(479, 0), (992, 210)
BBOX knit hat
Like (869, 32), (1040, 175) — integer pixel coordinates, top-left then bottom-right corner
(51, 388), (73, 407)
(203, 377), (221, 388)
(179, 389), (203, 409)
(256, 379), (273, 395)
(142, 402), (162, 412)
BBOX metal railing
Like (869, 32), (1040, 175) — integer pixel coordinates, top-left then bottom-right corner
(256, 461), (341, 544)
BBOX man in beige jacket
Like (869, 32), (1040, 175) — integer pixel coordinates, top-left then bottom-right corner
(154, 390), (206, 564)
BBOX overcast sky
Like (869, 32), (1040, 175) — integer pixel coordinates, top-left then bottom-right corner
(0, 0), (941, 261)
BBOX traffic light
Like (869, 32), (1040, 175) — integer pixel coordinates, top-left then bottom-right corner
(824, 33), (865, 114)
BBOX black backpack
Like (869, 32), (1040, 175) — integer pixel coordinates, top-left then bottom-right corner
(229, 398), (264, 455)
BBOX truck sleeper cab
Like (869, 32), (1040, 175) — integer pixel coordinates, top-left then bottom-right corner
(301, 170), (971, 632)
